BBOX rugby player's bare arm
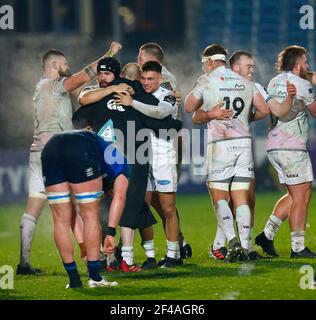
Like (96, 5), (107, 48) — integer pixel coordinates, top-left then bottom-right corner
(184, 94), (203, 113)
(114, 92), (173, 119)
(307, 100), (316, 118)
(63, 41), (122, 93)
(268, 81), (297, 117)
(252, 92), (270, 120)
(192, 103), (231, 124)
(78, 83), (133, 106)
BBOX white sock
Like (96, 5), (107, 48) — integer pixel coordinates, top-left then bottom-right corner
(20, 213), (37, 267)
(142, 240), (155, 259)
(166, 240), (179, 259)
(121, 246), (134, 265)
(106, 253), (115, 266)
(214, 200), (236, 242)
(263, 214), (283, 240)
(236, 205), (251, 251)
(248, 227), (253, 252)
(291, 231), (305, 252)
(182, 238), (187, 247)
(213, 223), (226, 250)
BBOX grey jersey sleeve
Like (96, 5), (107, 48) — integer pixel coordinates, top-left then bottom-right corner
(131, 100), (173, 119)
(52, 77), (68, 95)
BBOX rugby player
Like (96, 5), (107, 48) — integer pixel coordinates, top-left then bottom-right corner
(73, 57), (182, 271)
(185, 44), (269, 262)
(115, 61), (181, 268)
(255, 45), (316, 258)
(202, 50), (296, 260)
(41, 129), (128, 288)
(17, 42), (121, 275)
(138, 43), (192, 260)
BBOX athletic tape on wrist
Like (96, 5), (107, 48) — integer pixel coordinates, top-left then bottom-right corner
(107, 227), (116, 237)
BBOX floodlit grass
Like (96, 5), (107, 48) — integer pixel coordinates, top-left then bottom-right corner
(0, 193), (315, 300)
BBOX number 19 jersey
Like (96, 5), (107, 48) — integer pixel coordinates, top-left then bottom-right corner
(191, 66), (257, 143)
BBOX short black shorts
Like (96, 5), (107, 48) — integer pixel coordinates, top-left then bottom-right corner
(41, 132), (102, 187)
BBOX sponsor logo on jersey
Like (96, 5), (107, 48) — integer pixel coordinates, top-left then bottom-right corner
(278, 90), (288, 96)
(286, 174), (299, 178)
(85, 167), (94, 177)
(157, 180), (171, 185)
(219, 83), (246, 92)
(219, 76), (239, 81)
(106, 99), (125, 112)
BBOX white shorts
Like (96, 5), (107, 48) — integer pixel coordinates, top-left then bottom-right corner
(207, 138), (254, 183)
(267, 150), (313, 185)
(28, 151), (46, 197)
(146, 136), (177, 193)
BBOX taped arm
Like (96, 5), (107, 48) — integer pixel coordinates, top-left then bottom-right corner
(63, 42), (122, 93)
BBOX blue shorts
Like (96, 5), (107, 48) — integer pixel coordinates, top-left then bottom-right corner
(41, 132), (102, 187)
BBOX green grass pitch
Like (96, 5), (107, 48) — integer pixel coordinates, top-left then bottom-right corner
(0, 192), (315, 300)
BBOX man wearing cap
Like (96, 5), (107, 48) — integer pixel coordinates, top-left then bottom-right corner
(17, 42), (122, 275)
(74, 57), (182, 271)
(185, 44), (269, 262)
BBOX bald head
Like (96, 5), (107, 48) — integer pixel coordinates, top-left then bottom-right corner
(122, 62), (141, 81)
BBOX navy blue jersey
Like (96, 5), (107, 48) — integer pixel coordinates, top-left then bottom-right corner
(96, 135), (129, 186)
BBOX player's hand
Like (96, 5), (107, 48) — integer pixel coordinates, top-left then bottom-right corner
(114, 91), (133, 106)
(109, 41), (122, 56)
(207, 103), (232, 120)
(103, 235), (116, 255)
(173, 90), (182, 104)
(115, 83), (134, 95)
(286, 81), (297, 98)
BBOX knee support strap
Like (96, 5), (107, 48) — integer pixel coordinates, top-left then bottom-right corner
(47, 192), (71, 204)
(75, 191), (104, 204)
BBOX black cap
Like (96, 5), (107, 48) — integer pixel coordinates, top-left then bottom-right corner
(97, 57), (121, 77)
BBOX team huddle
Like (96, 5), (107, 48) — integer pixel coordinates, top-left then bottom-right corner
(16, 41), (316, 288)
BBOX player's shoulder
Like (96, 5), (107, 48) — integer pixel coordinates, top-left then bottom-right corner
(37, 76), (67, 91)
(158, 86), (173, 96)
(162, 66), (177, 83)
(157, 86), (176, 105)
(255, 82), (267, 92)
(287, 72), (312, 88)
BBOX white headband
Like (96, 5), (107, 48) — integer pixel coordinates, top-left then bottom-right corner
(201, 54), (226, 63)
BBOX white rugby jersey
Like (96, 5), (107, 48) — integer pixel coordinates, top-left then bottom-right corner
(255, 82), (272, 103)
(161, 66), (182, 121)
(161, 66), (178, 91)
(266, 72), (315, 151)
(150, 86), (177, 150)
(152, 86), (177, 120)
(31, 77), (73, 152)
(191, 66), (257, 142)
